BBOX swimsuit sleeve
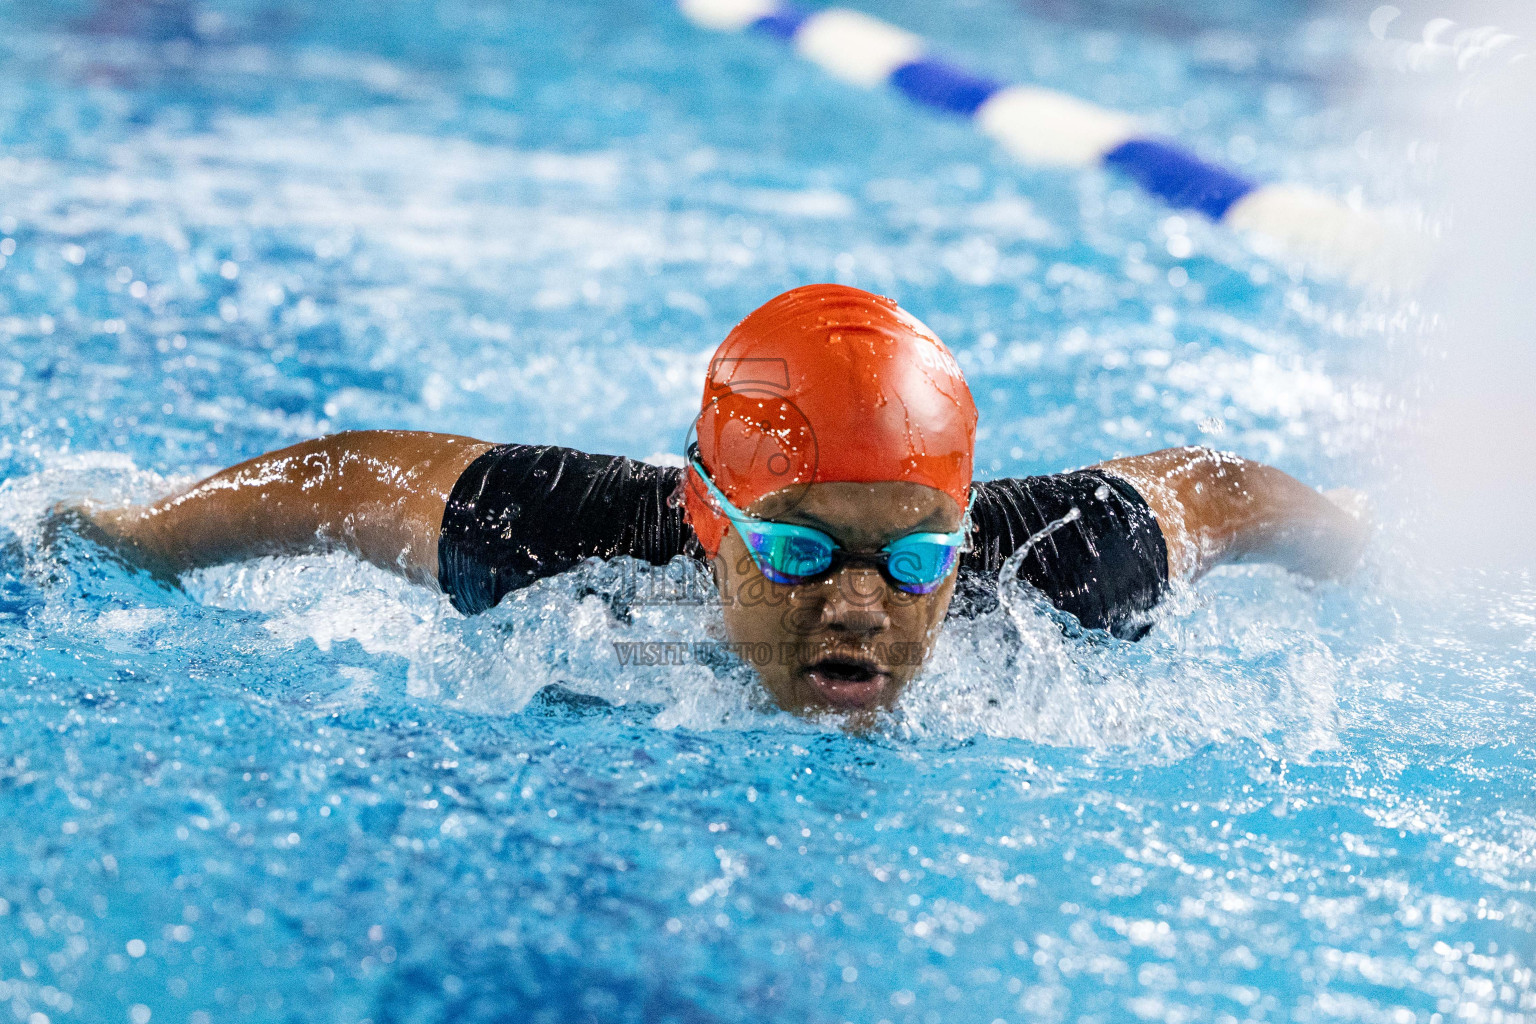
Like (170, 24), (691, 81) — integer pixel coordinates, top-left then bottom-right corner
(960, 470), (1169, 639)
(437, 444), (701, 615)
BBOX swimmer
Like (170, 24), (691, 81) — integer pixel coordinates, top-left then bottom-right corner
(77, 285), (1368, 714)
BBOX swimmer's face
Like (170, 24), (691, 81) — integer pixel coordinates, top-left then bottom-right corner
(710, 481), (962, 717)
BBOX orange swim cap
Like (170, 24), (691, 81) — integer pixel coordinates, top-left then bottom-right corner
(685, 284), (978, 557)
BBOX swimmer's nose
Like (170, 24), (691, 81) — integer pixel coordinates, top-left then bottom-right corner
(819, 568), (891, 635)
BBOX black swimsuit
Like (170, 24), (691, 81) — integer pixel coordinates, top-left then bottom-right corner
(438, 445), (1169, 639)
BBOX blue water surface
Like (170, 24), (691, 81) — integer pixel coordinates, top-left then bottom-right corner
(0, 1), (1531, 1022)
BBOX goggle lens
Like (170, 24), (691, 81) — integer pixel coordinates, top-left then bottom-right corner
(743, 527), (833, 585)
(883, 537), (962, 594)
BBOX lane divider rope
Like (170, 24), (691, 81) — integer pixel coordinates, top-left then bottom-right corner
(680, 0), (1412, 285)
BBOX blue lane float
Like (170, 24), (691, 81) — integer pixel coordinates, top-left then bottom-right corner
(1100, 138), (1256, 222)
(679, 0), (1405, 284)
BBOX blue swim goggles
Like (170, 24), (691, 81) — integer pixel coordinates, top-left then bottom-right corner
(688, 448), (974, 595)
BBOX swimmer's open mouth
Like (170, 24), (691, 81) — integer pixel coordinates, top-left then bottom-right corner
(803, 656), (891, 710)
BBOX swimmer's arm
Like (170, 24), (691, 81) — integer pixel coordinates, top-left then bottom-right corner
(77, 431), (493, 586)
(1096, 446), (1369, 581)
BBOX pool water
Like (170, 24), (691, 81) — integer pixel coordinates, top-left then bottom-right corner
(1, 1), (1532, 1022)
